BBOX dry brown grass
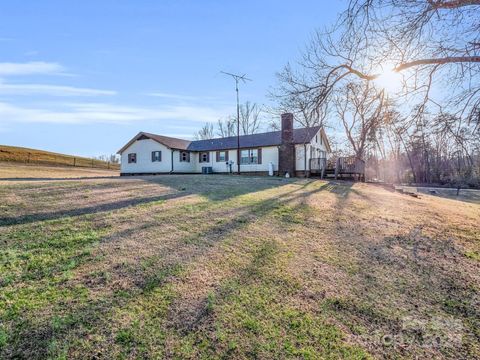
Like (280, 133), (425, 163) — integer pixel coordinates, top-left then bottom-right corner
(0, 145), (119, 170)
(0, 175), (478, 359)
(0, 162), (119, 180)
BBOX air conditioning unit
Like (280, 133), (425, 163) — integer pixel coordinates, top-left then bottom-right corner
(202, 166), (213, 174)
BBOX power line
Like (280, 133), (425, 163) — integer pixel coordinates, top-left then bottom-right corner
(220, 71), (252, 174)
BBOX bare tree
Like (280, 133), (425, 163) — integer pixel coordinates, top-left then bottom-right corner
(275, 0), (479, 185)
(194, 122), (215, 140)
(239, 101), (262, 135)
(215, 102), (264, 137)
(217, 117), (236, 138)
(297, 1), (478, 125)
(335, 82), (385, 160)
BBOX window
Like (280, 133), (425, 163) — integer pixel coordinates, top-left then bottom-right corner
(240, 149), (261, 165)
(128, 153), (136, 163)
(216, 151), (228, 162)
(180, 151), (190, 162)
(151, 151), (161, 162)
(199, 152), (209, 163)
(315, 135), (318, 143)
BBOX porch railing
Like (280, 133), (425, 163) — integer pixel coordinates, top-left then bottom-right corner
(309, 156), (365, 180)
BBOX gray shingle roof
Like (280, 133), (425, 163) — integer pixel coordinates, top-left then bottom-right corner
(187, 126), (321, 151)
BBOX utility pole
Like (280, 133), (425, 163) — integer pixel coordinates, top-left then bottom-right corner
(221, 71), (251, 174)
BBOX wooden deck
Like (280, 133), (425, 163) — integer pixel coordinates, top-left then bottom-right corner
(309, 156), (365, 181)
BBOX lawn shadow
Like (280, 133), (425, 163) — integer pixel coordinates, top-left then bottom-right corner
(317, 183), (480, 357)
(0, 191), (187, 227)
(1, 178), (331, 358)
(0, 175), (295, 227)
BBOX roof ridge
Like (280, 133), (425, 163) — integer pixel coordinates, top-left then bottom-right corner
(189, 126), (321, 144)
(142, 131), (191, 142)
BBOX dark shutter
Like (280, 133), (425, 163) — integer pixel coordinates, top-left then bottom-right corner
(216, 151), (220, 162)
(187, 152), (190, 162)
(159, 151), (161, 161)
(206, 152), (210, 162)
(257, 148), (262, 164)
(225, 151), (229, 162)
(179, 152), (182, 162)
(152, 152), (155, 162)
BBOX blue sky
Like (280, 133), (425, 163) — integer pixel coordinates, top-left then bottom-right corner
(0, 1), (342, 157)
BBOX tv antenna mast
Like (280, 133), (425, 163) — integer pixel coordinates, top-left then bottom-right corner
(221, 71), (252, 174)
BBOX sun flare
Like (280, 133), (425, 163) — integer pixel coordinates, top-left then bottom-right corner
(374, 68), (402, 94)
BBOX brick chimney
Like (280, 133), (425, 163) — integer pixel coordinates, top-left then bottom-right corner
(281, 112), (293, 144)
(278, 113), (296, 176)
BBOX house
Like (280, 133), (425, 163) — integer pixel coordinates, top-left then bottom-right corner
(117, 113), (331, 177)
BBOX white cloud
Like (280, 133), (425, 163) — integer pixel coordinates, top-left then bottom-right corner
(0, 101), (229, 125)
(0, 83), (116, 96)
(0, 61), (65, 76)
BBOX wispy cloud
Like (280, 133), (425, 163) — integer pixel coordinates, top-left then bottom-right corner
(0, 83), (116, 96)
(0, 61), (65, 76)
(0, 101), (229, 125)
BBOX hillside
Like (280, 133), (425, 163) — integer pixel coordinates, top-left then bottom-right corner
(0, 163), (118, 179)
(0, 145), (119, 170)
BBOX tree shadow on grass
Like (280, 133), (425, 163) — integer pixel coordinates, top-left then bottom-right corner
(0, 175), (296, 227)
(0, 191), (187, 227)
(1, 179), (331, 358)
(317, 183), (480, 358)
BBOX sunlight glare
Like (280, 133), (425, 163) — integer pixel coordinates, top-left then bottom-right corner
(374, 68), (402, 94)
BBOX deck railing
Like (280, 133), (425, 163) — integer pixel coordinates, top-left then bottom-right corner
(309, 157), (327, 171)
(309, 156), (365, 180)
(335, 156), (365, 175)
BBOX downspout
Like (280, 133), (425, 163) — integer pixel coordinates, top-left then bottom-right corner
(277, 146), (280, 176)
(170, 149), (174, 174)
(304, 144), (307, 178)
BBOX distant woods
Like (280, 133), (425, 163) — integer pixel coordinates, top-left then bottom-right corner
(274, 0), (480, 186)
(93, 154), (120, 164)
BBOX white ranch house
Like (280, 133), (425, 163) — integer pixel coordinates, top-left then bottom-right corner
(117, 113), (331, 177)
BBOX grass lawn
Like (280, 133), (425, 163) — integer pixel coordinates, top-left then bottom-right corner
(0, 174), (479, 359)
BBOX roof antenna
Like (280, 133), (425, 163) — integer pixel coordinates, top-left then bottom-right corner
(221, 71), (252, 174)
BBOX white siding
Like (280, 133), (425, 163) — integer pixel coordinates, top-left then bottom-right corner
(171, 150), (197, 173)
(194, 147), (279, 173)
(295, 144), (310, 171)
(295, 129), (329, 172)
(120, 139), (172, 173)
